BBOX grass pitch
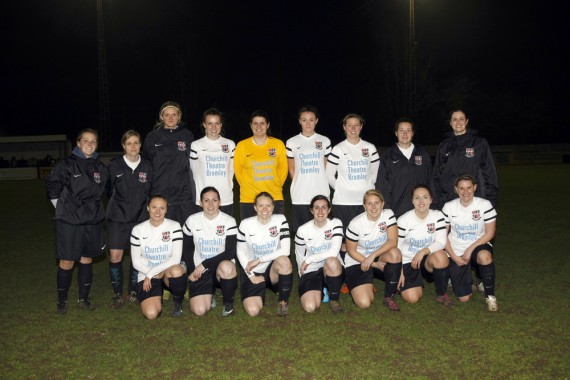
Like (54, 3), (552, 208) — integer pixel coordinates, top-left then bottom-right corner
(0, 164), (569, 379)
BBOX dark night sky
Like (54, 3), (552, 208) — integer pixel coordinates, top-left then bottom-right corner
(3, 0), (569, 150)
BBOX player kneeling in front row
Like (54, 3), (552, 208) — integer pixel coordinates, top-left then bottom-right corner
(345, 190), (403, 311)
(397, 185), (452, 306)
(237, 192), (293, 317)
(295, 195), (345, 313)
(131, 195), (188, 319)
(442, 174), (498, 311)
(183, 187), (238, 317)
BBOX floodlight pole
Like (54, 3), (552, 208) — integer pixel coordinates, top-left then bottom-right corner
(97, 0), (111, 151)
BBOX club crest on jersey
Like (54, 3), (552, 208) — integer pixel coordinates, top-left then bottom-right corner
(465, 147), (475, 158)
(378, 222), (387, 233)
(138, 172), (147, 183)
(221, 144), (229, 153)
(162, 231), (171, 242)
(93, 172), (101, 183)
(269, 226), (278, 237)
(472, 210), (481, 221)
(414, 155), (423, 165)
(324, 229), (333, 240)
(427, 223), (435, 234)
(177, 141), (187, 151)
(315, 141), (323, 150)
(268, 148), (276, 157)
(216, 225), (225, 236)
(361, 148), (369, 157)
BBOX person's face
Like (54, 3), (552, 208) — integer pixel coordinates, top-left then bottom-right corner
(450, 111), (468, 136)
(250, 116), (269, 138)
(77, 132), (97, 158)
(254, 196), (274, 219)
(412, 187), (432, 213)
(147, 197), (168, 224)
(396, 122), (414, 146)
(310, 199), (330, 224)
(343, 117), (362, 139)
(455, 180), (477, 204)
(203, 115), (222, 139)
(200, 190), (220, 217)
(122, 135), (141, 157)
(161, 107), (181, 129)
(364, 194), (383, 220)
(299, 112), (318, 136)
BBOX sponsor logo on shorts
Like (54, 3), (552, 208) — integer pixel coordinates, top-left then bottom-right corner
(315, 141), (323, 150)
(472, 210), (481, 221)
(361, 148), (369, 157)
(221, 144), (229, 153)
(216, 225), (225, 236)
(465, 147), (475, 158)
(269, 226), (278, 237)
(324, 229), (332, 240)
(378, 222), (387, 233)
(177, 141), (187, 151)
(93, 172), (101, 183)
(414, 155), (423, 165)
(138, 172), (147, 183)
(427, 223), (435, 234)
(268, 148), (276, 157)
(162, 231), (171, 242)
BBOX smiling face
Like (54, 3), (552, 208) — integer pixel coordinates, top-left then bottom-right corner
(161, 106), (181, 129)
(455, 179), (477, 205)
(396, 122), (414, 147)
(299, 111), (318, 137)
(203, 114), (222, 139)
(412, 187), (432, 214)
(364, 194), (383, 221)
(254, 195), (274, 222)
(343, 117), (362, 141)
(200, 190), (221, 219)
(147, 197), (168, 226)
(77, 132), (97, 158)
(310, 199), (331, 226)
(450, 111), (469, 136)
(250, 116), (269, 138)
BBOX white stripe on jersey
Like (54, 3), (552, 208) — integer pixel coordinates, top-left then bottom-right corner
(286, 133), (331, 204)
(183, 211), (237, 266)
(344, 209), (396, 267)
(236, 214), (290, 276)
(326, 139), (380, 205)
(294, 217), (343, 276)
(189, 136), (235, 206)
(397, 209), (446, 264)
(442, 197), (497, 257)
(130, 219), (183, 282)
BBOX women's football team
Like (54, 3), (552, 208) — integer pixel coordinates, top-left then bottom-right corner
(47, 104), (499, 318)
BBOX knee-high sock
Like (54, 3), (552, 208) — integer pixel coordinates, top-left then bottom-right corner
(478, 262), (495, 297)
(168, 275), (187, 305)
(109, 261), (123, 295)
(128, 262), (138, 293)
(220, 277), (237, 306)
(278, 273), (293, 303)
(78, 263), (93, 301)
(57, 267), (73, 302)
(326, 274), (343, 301)
(383, 262), (402, 297)
(432, 267), (450, 297)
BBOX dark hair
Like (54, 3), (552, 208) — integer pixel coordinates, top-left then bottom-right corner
(147, 194), (169, 207)
(200, 186), (221, 202)
(342, 113), (365, 127)
(411, 184), (432, 200)
(309, 195), (333, 220)
(250, 110), (270, 124)
(449, 108), (468, 121)
(121, 130), (141, 146)
(254, 191), (274, 204)
(394, 117), (414, 133)
(76, 129), (98, 142)
(298, 105), (320, 119)
(454, 174), (477, 187)
(202, 107), (224, 124)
